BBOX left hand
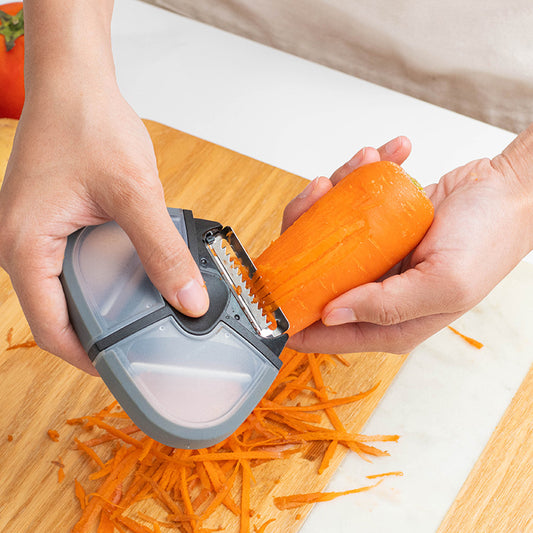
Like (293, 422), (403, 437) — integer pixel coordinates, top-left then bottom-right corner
(284, 133), (533, 354)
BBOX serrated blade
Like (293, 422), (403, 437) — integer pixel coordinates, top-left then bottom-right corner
(204, 227), (288, 338)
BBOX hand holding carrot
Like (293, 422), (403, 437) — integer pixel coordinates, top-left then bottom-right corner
(285, 130), (533, 354)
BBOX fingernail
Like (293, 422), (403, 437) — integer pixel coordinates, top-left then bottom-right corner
(323, 307), (356, 326)
(177, 279), (209, 316)
(297, 177), (318, 199)
(349, 148), (366, 168)
(382, 137), (402, 157)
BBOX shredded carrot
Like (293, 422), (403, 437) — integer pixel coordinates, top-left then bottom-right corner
(98, 511), (116, 533)
(5, 330), (37, 351)
(74, 478), (87, 510)
(7, 434), (13, 442)
(448, 326), (484, 349)
(274, 480), (382, 510)
(366, 471), (404, 479)
(47, 429), (60, 442)
(65, 349), (399, 532)
(240, 460), (252, 533)
(254, 518), (276, 532)
(6, 327), (13, 345)
(74, 438), (105, 469)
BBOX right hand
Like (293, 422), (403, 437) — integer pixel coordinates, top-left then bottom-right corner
(0, 84), (209, 375)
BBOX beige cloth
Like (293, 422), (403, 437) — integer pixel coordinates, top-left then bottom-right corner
(145, 0), (533, 133)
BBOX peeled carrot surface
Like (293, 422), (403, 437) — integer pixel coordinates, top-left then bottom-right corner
(254, 161), (434, 335)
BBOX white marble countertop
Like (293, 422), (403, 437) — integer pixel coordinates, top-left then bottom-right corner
(111, 1), (533, 531)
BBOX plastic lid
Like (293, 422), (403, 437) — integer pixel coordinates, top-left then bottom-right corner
(95, 317), (276, 446)
(72, 221), (166, 335)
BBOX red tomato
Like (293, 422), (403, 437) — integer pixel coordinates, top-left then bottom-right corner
(0, 2), (24, 119)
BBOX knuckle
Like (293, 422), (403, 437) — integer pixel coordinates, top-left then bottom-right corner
(374, 299), (405, 326)
(145, 244), (193, 284)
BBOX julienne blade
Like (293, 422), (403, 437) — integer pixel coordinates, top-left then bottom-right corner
(205, 229), (279, 335)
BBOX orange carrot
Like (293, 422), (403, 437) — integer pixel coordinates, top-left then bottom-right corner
(254, 161), (434, 334)
(47, 429), (60, 442)
(366, 471), (404, 479)
(74, 478), (87, 510)
(6, 327), (13, 345)
(74, 438), (105, 469)
(254, 518), (276, 533)
(98, 511), (116, 533)
(273, 480), (382, 510)
(6, 339), (37, 350)
(240, 460), (251, 533)
(448, 326), (484, 349)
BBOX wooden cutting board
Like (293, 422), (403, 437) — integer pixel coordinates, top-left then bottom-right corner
(0, 119), (407, 532)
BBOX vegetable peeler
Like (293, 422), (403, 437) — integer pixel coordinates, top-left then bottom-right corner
(61, 208), (289, 449)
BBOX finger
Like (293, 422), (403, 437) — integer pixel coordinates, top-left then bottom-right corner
(109, 185), (209, 318)
(288, 310), (460, 355)
(330, 147), (380, 185)
(321, 261), (461, 327)
(330, 136), (412, 186)
(8, 250), (98, 375)
(281, 176), (332, 232)
(497, 123), (533, 180)
(376, 135), (412, 166)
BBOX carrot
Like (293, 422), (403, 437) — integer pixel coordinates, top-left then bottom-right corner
(5, 339), (37, 350)
(254, 518), (276, 533)
(254, 161), (434, 334)
(448, 326), (484, 349)
(74, 478), (87, 510)
(47, 429), (60, 442)
(273, 480), (382, 510)
(240, 460), (251, 533)
(366, 471), (403, 479)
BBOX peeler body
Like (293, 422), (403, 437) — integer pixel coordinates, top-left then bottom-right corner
(61, 208), (287, 448)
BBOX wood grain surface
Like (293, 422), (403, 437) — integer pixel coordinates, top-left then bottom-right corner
(438, 362), (533, 533)
(0, 119), (407, 532)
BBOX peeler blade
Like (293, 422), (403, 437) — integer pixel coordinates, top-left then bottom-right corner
(204, 227), (288, 338)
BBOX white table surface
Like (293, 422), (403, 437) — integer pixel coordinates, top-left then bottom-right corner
(111, 1), (533, 531)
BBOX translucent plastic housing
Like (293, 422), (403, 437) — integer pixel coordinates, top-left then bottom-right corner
(96, 318), (272, 429)
(72, 221), (168, 335)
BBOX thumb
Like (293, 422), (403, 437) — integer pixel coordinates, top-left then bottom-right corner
(496, 123), (533, 181)
(322, 265), (452, 327)
(112, 199), (209, 318)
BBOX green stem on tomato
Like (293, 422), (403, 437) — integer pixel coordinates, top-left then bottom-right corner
(0, 7), (24, 52)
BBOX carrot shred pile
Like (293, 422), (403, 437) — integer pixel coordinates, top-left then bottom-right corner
(447, 326), (484, 349)
(66, 350), (399, 532)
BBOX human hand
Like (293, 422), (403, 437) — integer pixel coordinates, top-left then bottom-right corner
(284, 132), (533, 354)
(0, 84), (209, 375)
